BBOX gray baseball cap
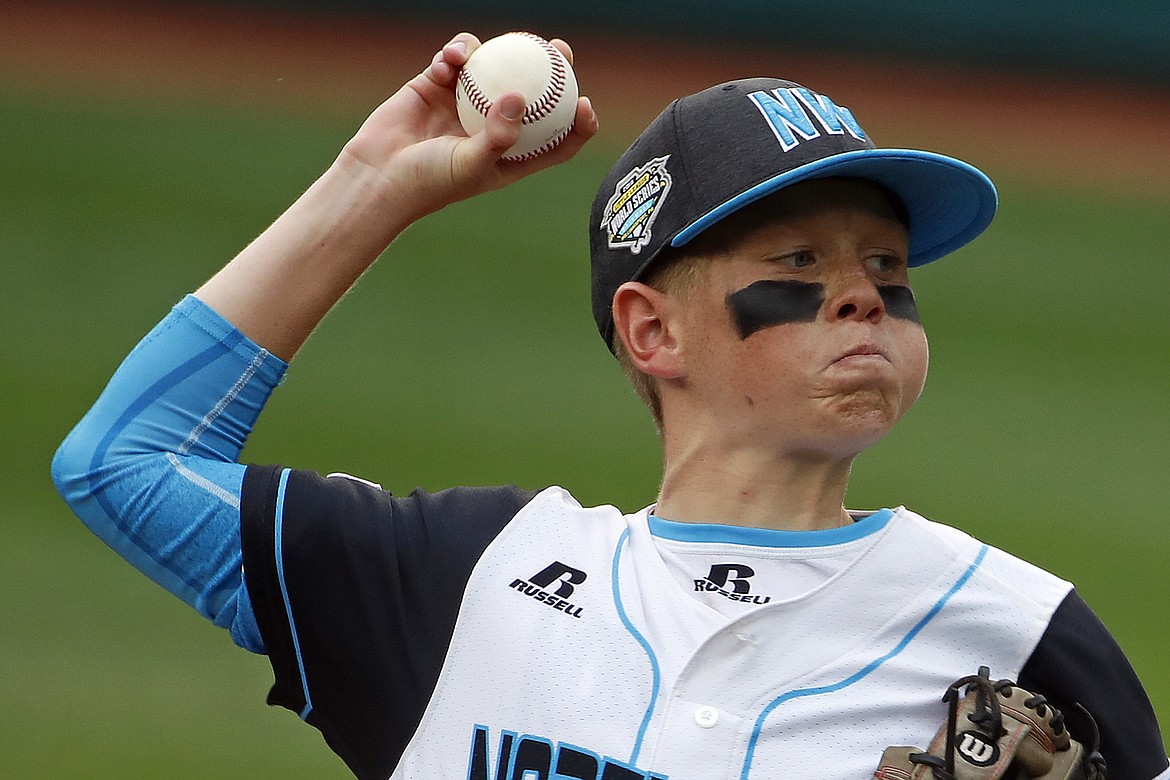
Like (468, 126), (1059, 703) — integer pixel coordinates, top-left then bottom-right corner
(589, 77), (998, 349)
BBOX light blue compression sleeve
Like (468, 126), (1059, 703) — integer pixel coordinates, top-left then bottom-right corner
(51, 295), (288, 653)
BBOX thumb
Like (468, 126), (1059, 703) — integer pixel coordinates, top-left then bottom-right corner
(474, 91), (526, 159)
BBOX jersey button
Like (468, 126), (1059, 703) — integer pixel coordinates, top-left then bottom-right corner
(694, 705), (719, 728)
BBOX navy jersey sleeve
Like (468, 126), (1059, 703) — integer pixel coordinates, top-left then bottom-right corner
(240, 464), (537, 780)
(1018, 589), (1168, 780)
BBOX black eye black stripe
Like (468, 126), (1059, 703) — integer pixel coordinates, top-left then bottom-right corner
(725, 281), (921, 339)
(877, 285), (920, 324)
(725, 280), (823, 338)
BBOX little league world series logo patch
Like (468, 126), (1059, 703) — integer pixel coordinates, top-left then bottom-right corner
(602, 155), (672, 254)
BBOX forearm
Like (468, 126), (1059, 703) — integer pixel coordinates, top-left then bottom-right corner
(194, 34), (597, 362)
(195, 153), (408, 361)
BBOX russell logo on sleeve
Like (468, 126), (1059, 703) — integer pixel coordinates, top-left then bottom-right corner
(508, 561), (587, 618)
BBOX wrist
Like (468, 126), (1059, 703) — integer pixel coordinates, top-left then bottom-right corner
(315, 151), (416, 250)
(335, 129), (456, 240)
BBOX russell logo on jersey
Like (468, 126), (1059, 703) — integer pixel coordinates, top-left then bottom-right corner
(694, 563), (773, 605)
(508, 560), (587, 618)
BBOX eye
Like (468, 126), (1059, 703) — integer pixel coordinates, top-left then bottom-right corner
(774, 250), (816, 270)
(866, 253), (906, 278)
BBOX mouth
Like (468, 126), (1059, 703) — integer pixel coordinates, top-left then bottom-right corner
(832, 343), (891, 366)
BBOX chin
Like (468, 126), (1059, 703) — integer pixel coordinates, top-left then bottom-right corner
(818, 392), (902, 452)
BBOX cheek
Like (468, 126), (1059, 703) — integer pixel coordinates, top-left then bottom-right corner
(901, 327), (930, 404)
(724, 330), (820, 406)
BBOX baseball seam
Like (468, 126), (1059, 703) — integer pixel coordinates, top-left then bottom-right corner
(504, 124), (574, 161)
(457, 32), (568, 127)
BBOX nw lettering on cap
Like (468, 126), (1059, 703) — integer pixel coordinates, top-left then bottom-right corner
(747, 87), (867, 152)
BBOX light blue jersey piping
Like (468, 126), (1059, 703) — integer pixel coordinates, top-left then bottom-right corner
(738, 543), (990, 779)
(648, 508), (894, 548)
(274, 467), (314, 720)
(612, 529), (661, 765)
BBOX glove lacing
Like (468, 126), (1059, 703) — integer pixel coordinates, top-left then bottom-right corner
(906, 666), (1107, 779)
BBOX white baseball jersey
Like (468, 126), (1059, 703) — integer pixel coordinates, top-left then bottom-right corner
(52, 297), (1166, 780)
(240, 467), (1168, 780)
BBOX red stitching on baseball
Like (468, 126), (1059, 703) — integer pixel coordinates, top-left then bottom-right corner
(504, 124), (573, 161)
(459, 33), (568, 127)
(458, 68), (492, 116)
(521, 34), (567, 126)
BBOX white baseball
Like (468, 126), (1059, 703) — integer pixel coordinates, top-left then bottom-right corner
(455, 32), (578, 161)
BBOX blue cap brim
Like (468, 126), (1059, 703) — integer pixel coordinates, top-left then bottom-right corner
(671, 149), (998, 267)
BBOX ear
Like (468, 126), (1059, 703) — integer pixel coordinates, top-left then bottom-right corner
(611, 281), (685, 380)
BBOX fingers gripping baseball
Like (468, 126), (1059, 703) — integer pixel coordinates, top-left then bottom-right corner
(341, 33), (597, 227)
(457, 91), (527, 162)
(448, 34), (594, 179)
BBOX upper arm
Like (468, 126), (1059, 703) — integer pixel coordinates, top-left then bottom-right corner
(239, 466), (537, 780)
(1018, 589), (1168, 779)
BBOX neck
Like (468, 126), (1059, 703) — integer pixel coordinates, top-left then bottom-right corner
(654, 436), (856, 531)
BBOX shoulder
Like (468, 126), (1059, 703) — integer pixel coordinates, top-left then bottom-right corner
(238, 467), (628, 581)
(244, 463), (541, 513)
(241, 464), (543, 543)
(238, 465), (553, 627)
(897, 508), (1167, 778)
(892, 507), (1072, 612)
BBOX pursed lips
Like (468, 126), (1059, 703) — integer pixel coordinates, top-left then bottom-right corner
(831, 343), (891, 366)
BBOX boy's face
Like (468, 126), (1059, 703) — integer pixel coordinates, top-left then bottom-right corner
(670, 178), (928, 459)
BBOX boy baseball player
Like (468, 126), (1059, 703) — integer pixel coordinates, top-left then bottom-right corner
(53, 33), (1167, 780)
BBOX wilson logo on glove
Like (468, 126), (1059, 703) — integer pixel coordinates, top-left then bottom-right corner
(957, 731), (999, 767)
(871, 666), (1108, 780)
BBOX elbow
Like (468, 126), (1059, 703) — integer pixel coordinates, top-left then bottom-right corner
(51, 414), (129, 523)
(52, 397), (160, 520)
(51, 425), (95, 514)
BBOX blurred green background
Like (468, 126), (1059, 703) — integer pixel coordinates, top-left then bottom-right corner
(3, 3), (1168, 777)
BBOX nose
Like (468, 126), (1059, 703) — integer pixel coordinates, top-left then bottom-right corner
(827, 275), (885, 323)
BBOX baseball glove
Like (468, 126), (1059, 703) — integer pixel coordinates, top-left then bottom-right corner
(872, 666), (1108, 780)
